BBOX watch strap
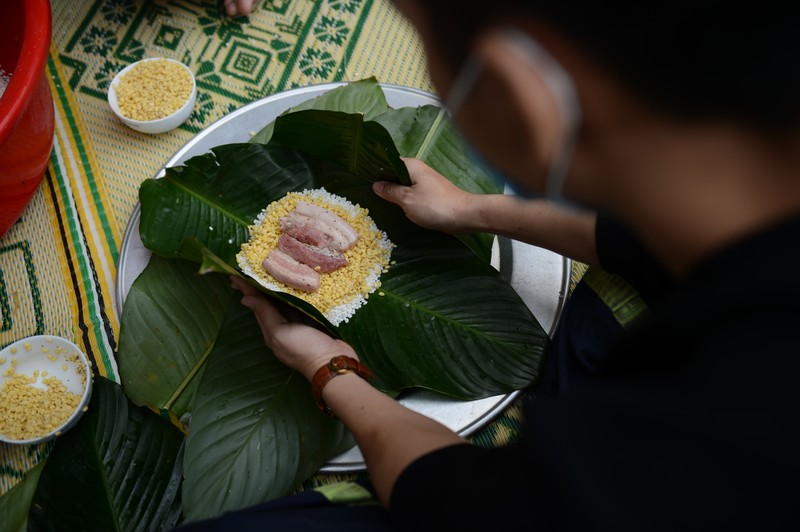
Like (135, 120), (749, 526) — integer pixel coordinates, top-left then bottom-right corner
(311, 355), (375, 416)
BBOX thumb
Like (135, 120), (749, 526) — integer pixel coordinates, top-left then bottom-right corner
(373, 181), (405, 205)
(241, 293), (288, 326)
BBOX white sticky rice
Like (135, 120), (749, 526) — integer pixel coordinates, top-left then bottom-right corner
(237, 188), (394, 326)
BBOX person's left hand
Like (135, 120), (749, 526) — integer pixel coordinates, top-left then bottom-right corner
(230, 276), (358, 381)
(223, 0), (255, 17)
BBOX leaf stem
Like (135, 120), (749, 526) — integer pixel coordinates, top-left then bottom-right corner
(164, 342), (215, 411)
(414, 107), (447, 161)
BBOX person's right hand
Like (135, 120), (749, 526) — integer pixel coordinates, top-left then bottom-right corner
(372, 157), (477, 234)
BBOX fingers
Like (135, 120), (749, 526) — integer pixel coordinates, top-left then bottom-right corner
(231, 275), (323, 329)
(230, 276), (287, 325)
(223, 0), (254, 16)
(239, 0), (255, 14)
(230, 275), (258, 296)
(400, 157), (427, 178)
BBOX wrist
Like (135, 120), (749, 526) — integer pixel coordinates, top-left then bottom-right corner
(302, 355), (335, 381)
(311, 355), (375, 416)
(457, 192), (494, 234)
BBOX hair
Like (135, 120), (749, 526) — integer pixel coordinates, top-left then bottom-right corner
(415, 1), (800, 131)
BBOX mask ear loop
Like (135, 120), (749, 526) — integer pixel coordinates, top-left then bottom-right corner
(443, 53), (484, 119)
(442, 29), (583, 205)
(499, 28), (583, 204)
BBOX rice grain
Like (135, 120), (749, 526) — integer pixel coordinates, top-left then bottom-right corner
(238, 188), (394, 326)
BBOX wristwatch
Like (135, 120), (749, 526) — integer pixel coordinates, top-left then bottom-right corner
(311, 355), (375, 416)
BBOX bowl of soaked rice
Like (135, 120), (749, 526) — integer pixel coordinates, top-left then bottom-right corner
(0, 335), (93, 444)
(108, 57), (196, 134)
(237, 188), (395, 326)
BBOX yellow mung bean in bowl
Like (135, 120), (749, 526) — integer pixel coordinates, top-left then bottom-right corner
(108, 57), (196, 134)
(0, 335), (93, 444)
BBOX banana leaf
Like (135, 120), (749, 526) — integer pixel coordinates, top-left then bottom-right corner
(248, 78), (501, 262)
(27, 377), (184, 532)
(176, 234), (545, 396)
(116, 256), (235, 418)
(189, 236), (337, 333)
(0, 460), (45, 532)
(182, 302), (354, 522)
(117, 255), (354, 520)
(117, 83), (552, 519)
(249, 76), (390, 144)
(375, 105), (496, 195)
(139, 110), (409, 267)
(374, 104), (500, 262)
(270, 109), (410, 186)
(135, 130), (548, 396)
(139, 143), (319, 267)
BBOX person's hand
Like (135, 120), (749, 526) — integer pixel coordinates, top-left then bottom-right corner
(372, 157), (477, 234)
(230, 276), (358, 380)
(223, 0), (254, 17)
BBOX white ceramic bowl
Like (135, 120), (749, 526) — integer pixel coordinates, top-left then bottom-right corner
(0, 335), (93, 444)
(107, 57), (197, 134)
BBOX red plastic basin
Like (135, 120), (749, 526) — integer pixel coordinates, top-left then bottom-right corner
(0, 0), (54, 239)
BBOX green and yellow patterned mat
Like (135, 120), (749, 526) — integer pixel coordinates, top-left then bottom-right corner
(0, 0), (582, 497)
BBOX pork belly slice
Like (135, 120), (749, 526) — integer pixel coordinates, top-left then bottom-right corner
(294, 201), (360, 250)
(280, 211), (355, 251)
(262, 248), (320, 292)
(279, 212), (342, 249)
(277, 234), (348, 273)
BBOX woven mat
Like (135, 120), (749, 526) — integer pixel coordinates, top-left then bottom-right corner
(0, 0), (583, 497)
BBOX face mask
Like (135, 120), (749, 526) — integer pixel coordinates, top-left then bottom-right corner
(443, 27), (584, 209)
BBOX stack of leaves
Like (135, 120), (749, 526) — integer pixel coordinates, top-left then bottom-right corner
(6, 79), (551, 530)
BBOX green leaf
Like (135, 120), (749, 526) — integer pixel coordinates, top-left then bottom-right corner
(182, 302), (354, 522)
(252, 80), (500, 262)
(180, 237), (338, 335)
(249, 77), (389, 144)
(270, 109), (411, 185)
(138, 144), (318, 266)
(139, 113), (410, 266)
(117, 253), (355, 518)
(0, 460), (46, 532)
(341, 255), (548, 396)
(120, 83), (552, 519)
(28, 377), (184, 532)
(116, 256), (235, 417)
(375, 104), (502, 262)
(376, 104), (500, 197)
(136, 137), (547, 399)
(315, 175), (548, 396)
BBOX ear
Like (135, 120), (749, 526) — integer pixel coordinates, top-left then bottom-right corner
(456, 27), (574, 190)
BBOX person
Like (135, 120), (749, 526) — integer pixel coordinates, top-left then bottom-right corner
(222, 0), (255, 17)
(186, 0), (800, 529)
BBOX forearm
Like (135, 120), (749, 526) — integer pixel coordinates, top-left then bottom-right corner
(462, 194), (599, 265)
(319, 373), (467, 506)
(234, 275), (471, 508)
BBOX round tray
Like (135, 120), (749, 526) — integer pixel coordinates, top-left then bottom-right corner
(115, 82), (571, 472)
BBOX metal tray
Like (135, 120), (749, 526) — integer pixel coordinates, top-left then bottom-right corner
(115, 82), (571, 473)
